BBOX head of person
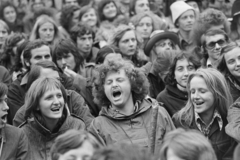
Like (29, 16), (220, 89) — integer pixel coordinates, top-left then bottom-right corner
(91, 143), (156, 160)
(70, 22), (94, 58)
(33, 7), (55, 23)
(60, 5), (80, 33)
(130, 12), (160, 40)
(218, 42), (240, 79)
(98, 0), (119, 22)
(231, 0), (240, 40)
(30, 15), (63, 45)
(160, 128), (217, 160)
(164, 51), (200, 91)
(0, 1), (17, 24)
(185, 0), (201, 13)
(0, 20), (10, 46)
(79, 5), (98, 28)
(24, 77), (68, 124)
(52, 39), (84, 73)
(30, 0), (45, 12)
(62, 0), (79, 7)
(176, 68), (232, 127)
(23, 39), (52, 71)
(190, 8), (230, 47)
(51, 130), (102, 160)
(110, 25), (141, 59)
(0, 83), (8, 129)
(144, 30), (180, 57)
(129, 0), (150, 17)
(200, 29), (229, 65)
(95, 45), (123, 64)
(44, 0), (55, 8)
(170, 1), (196, 32)
(93, 58), (149, 107)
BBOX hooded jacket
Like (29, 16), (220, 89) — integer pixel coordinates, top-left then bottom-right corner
(20, 110), (86, 160)
(89, 98), (175, 154)
(157, 85), (188, 117)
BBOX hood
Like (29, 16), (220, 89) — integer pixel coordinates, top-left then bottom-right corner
(99, 99), (152, 120)
(166, 85), (188, 100)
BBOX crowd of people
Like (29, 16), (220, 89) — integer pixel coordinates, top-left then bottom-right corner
(0, 0), (240, 159)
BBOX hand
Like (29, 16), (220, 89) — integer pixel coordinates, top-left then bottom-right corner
(63, 67), (77, 78)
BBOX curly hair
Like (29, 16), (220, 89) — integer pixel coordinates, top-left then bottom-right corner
(92, 59), (149, 106)
(190, 8), (230, 48)
(60, 5), (80, 33)
(164, 51), (201, 86)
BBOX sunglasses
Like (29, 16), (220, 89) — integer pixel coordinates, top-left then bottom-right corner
(205, 39), (226, 50)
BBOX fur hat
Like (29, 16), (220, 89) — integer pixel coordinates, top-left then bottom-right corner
(170, 1), (194, 24)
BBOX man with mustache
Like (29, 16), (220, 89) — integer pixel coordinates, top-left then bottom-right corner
(170, 1), (196, 50)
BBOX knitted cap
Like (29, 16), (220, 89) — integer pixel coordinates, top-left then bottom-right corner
(170, 1), (194, 24)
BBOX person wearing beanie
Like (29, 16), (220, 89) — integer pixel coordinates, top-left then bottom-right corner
(170, 1), (196, 50)
(230, 0), (240, 44)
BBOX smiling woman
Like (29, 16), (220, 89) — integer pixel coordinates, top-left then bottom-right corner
(173, 68), (236, 160)
(20, 77), (86, 160)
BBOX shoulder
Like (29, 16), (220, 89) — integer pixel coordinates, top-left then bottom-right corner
(4, 125), (25, 139)
(66, 115), (86, 129)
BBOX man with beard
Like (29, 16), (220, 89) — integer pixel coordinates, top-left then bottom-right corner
(170, 1), (196, 50)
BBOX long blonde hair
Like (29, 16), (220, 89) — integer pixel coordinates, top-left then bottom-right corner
(29, 15), (63, 45)
(174, 68), (232, 127)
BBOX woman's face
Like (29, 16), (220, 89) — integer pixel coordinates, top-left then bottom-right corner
(4, 6), (17, 23)
(190, 76), (214, 116)
(59, 141), (95, 160)
(136, 16), (153, 39)
(118, 30), (137, 57)
(134, 0), (150, 15)
(81, 8), (98, 27)
(0, 25), (8, 45)
(38, 22), (55, 42)
(103, 2), (117, 19)
(174, 58), (195, 88)
(224, 47), (240, 79)
(39, 87), (64, 120)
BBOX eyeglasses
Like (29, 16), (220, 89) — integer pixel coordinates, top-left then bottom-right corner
(205, 39), (226, 50)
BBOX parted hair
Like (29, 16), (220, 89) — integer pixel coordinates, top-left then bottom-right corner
(173, 68), (233, 127)
(24, 77), (67, 120)
(92, 58), (149, 106)
(51, 129), (102, 160)
(159, 128), (217, 160)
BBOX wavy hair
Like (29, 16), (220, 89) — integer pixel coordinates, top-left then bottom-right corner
(51, 129), (102, 160)
(29, 15), (63, 45)
(160, 128), (217, 160)
(24, 77), (67, 120)
(174, 68), (233, 127)
(164, 51), (201, 86)
(190, 8), (230, 48)
(92, 59), (149, 106)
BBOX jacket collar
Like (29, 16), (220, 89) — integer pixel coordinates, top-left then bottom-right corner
(166, 85), (188, 100)
(20, 72), (29, 86)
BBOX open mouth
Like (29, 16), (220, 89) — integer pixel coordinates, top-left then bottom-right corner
(195, 101), (204, 105)
(1, 114), (7, 123)
(51, 107), (61, 112)
(112, 90), (122, 99)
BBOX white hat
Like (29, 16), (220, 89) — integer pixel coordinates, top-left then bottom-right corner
(170, 1), (194, 24)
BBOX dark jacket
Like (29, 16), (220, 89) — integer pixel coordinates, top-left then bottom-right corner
(1, 125), (32, 160)
(89, 98), (175, 154)
(0, 66), (11, 86)
(226, 97), (240, 142)
(7, 74), (94, 126)
(13, 89), (94, 128)
(157, 85), (188, 117)
(148, 72), (165, 99)
(225, 74), (240, 101)
(20, 114), (85, 160)
(173, 115), (237, 160)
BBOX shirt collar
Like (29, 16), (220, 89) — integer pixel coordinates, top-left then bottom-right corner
(110, 100), (140, 116)
(20, 72), (29, 86)
(206, 58), (213, 68)
(178, 31), (192, 50)
(195, 110), (223, 132)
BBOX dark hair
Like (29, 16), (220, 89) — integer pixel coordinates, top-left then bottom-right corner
(0, 33), (26, 72)
(91, 143), (157, 160)
(79, 5), (99, 26)
(129, 0), (150, 17)
(23, 39), (50, 70)
(13, 40), (29, 72)
(93, 59), (149, 106)
(0, 1), (17, 23)
(69, 22), (95, 43)
(34, 6), (55, 20)
(0, 82), (8, 98)
(52, 39), (84, 72)
(26, 61), (60, 90)
(51, 129), (102, 160)
(60, 5), (80, 33)
(95, 45), (122, 64)
(97, 0), (119, 22)
(217, 41), (239, 75)
(165, 51), (201, 86)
